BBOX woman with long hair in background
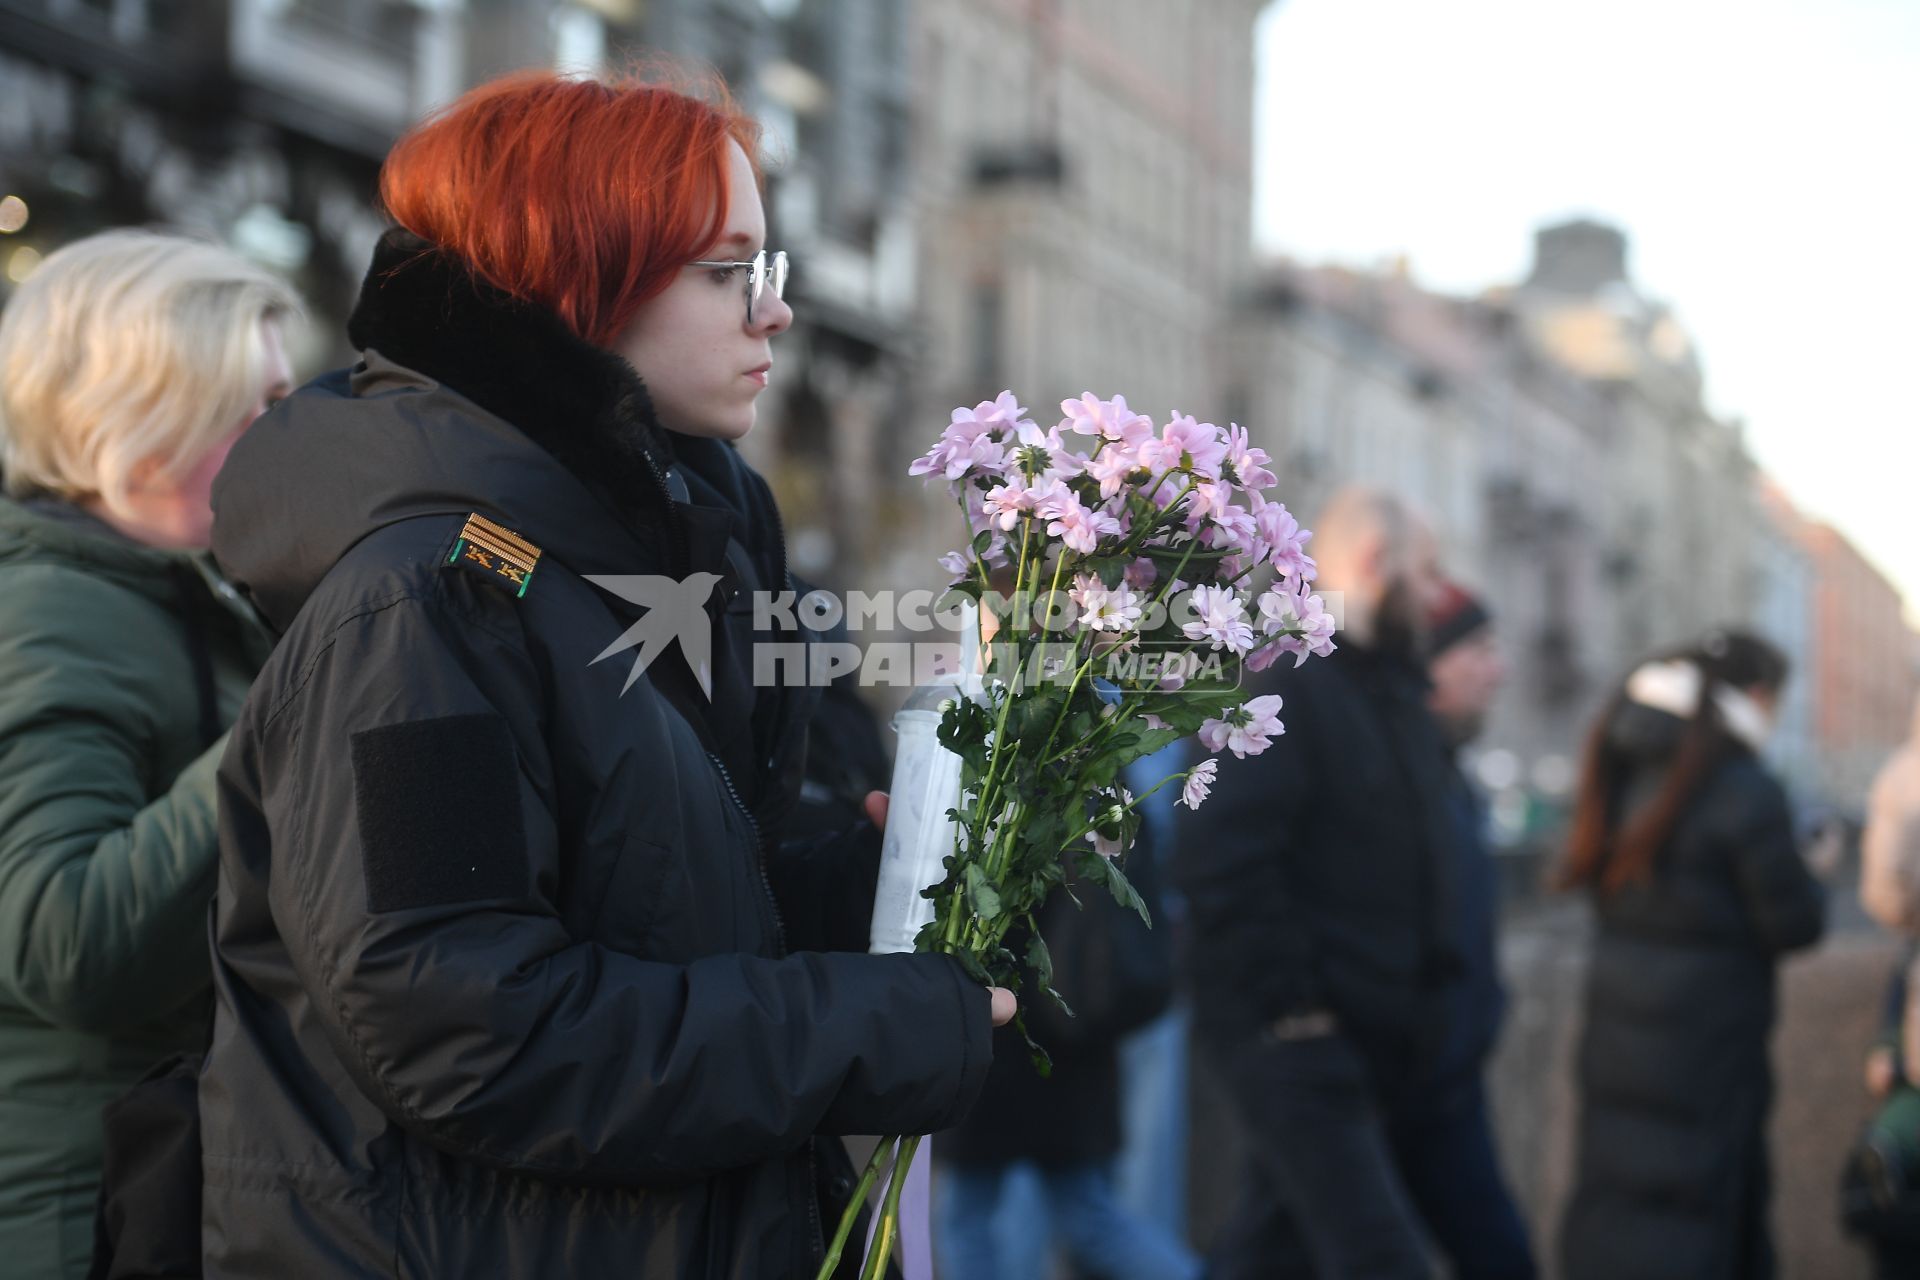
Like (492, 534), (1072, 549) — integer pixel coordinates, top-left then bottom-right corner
(1558, 629), (1825, 1280)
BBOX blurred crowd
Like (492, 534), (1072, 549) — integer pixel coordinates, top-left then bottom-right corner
(2, 65), (1918, 1280)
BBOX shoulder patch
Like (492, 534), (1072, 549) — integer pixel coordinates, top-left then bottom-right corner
(444, 513), (541, 598)
(351, 713), (528, 913)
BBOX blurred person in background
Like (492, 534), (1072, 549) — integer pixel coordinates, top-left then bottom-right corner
(1411, 581), (1536, 1277)
(0, 229), (293, 1277)
(1177, 487), (1506, 1280)
(1557, 630), (1825, 1280)
(1114, 741), (1198, 1245)
(1861, 694), (1920, 946)
(1847, 693), (1920, 1276)
(197, 68), (1006, 1279)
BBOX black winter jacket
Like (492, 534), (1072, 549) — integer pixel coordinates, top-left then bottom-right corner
(198, 234), (992, 1279)
(1560, 702), (1825, 1280)
(1174, 641), (1465, 1075)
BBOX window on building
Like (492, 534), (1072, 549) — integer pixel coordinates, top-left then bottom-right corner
(287, 0), (415, 52)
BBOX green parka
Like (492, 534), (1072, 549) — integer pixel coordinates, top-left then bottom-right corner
(0, 495), (271, 1278)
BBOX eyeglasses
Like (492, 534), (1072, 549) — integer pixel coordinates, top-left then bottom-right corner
(688, 248), (790, 326)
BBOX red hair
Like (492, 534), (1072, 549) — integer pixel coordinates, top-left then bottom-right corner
(378, 67), (761, 347)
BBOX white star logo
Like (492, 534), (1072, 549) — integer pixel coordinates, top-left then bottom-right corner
(584, 573), (725, 698)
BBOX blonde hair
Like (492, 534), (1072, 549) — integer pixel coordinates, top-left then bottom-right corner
(0, 229), (302, 515)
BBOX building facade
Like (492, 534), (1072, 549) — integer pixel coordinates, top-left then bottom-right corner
(893, 0), (1268, 596)
(1801, 520), (1919, 806)
(1752, 483), (1820, 803)
(1223, 218), (1871, 844)
(0, 0), (926, 596)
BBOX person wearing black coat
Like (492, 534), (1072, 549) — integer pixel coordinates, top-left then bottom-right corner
(1176, 489), (1496, 1279)
(197, 71), (1006, 1279)
(1411, 583), (1536, 1278)
(1557, 630), (1825, 1280)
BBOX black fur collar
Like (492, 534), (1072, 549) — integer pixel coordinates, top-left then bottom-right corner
(346, 229), (682, 564)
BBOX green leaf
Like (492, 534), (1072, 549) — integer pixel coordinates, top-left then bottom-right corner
(1024, 930), (1054, 992)
(1019, 809), (1064, 858)
(1004, 688), (1059, 746)
(1139, 541), (1232, 568)
(951, 945), (993, 986)
(972, 528), (995, 556)
(1016, 1012), (1054, 1078)
(1132, 725), (1186, 755)
(1133, 697), (1213, 735)
(937, 580), (983, 610)
(1083, 851), (1152, 925)
(1114, 867), (1151, 926)
(965, 863), (1004, 920)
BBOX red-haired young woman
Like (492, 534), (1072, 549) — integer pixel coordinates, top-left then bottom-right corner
(199, 70), (1007, 1279)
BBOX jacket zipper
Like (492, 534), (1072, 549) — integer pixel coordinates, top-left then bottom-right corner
(703, 749), (788, 956)
(638, 446), (693, 581)
(762, 471), (790, 610)
(729, 473), (828, 1270)
(704, 746), (824, 1269)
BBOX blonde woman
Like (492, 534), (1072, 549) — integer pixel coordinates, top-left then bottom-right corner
(0, 230), (296, 1277)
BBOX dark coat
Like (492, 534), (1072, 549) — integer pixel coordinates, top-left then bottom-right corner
(1560, 703), (1825, 1280)
(1174, 641), (1465, 1076)
(1432, 756), (1507, 1083)
(197, 234), (992, 1279)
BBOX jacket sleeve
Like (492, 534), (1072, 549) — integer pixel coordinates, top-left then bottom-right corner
(1172, 669), (1323, 1025)
(261, 589), (992, 1185)
(0, 566), (225, 1034)
(1723, 768), (1826, 955)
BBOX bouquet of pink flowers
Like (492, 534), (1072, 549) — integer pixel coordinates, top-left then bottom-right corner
(819, 393), (1334, 1279)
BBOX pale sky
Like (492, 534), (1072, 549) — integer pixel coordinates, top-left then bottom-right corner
(1253, 0), (1920, 615)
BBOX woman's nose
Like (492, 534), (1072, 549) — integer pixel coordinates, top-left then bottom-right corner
(753, 289), (794, 337)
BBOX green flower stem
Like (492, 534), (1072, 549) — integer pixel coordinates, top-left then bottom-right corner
(974, 544), (1080, 830)
(1040, 680), (1175, 770)
(1034, 644), (1098, 766)
(1141, 466), (1178, 508)
(1147, 505), (1202, 610)
(1054, 771), (1186, 853)
(1107, 476), (1199, 568)
(815, 1136), (897, 1280)
(970, 517), (1040, 831)
(860, 1133), (924, 1280)
(988, 801), (1025, 880)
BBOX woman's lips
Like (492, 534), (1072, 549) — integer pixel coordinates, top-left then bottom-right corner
(746, 364), (771, 387)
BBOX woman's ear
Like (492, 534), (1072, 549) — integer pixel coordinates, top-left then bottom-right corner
(121, 453), (165, 500)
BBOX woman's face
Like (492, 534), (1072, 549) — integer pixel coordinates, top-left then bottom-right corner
(614, 140), (792, 441)
(113, 318), (292, 550)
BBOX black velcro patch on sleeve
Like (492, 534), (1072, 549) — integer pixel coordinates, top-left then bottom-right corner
(350, 713), (528, 914)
